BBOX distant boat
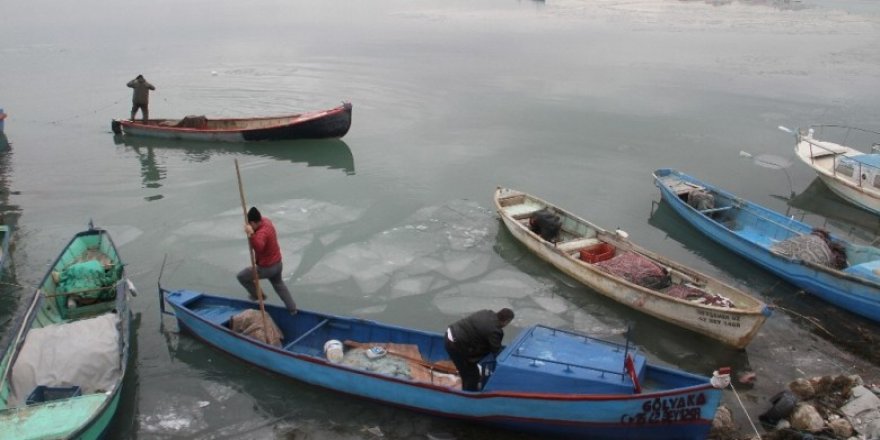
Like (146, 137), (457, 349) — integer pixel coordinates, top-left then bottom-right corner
(654, 168), (880, 324)
(494, 187), (770, 349)
(0, 224), (135, 439)
(159, 286), (729, 440)
(783, 124), (880, 215)
(111, 102), (352, 142)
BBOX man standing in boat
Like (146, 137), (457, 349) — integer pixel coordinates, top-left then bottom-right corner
(127, 74), (155, 121)
(237, 207), (298, 315)
(444, 308), (514, 391)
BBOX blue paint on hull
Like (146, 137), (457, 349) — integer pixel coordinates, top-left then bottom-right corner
(161, 288), (721, 439)
(654, 168), (880, 323)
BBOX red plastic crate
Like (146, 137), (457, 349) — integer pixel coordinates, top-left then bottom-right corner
(580, 243), (615, 264)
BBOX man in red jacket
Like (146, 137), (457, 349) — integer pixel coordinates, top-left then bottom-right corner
(237, 207), (297, 314)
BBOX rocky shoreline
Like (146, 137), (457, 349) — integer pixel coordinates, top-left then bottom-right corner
(710, 375), (880, 440)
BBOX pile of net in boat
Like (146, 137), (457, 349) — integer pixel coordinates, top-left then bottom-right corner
(595, 251), (671, 289)
(58, 260), (116, 302)
(663, 284), (735, 308)
(771, 229), (847, 269)
(230, 309), (283, 347)
(175, 115), (208, 129)
(339, 343), (461, 388)
(687, 189), (715, 211)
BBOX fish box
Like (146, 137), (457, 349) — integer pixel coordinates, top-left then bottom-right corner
(580, 243), (615, 264)
(26, 385), (82, 405)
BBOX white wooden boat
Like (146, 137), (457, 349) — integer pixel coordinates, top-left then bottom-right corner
(785, 124), (880, 216)
(494, 187), (771, 349)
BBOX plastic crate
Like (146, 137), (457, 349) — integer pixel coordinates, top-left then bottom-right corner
(26, 385), (82, 405)
(580, 243), (616, 264)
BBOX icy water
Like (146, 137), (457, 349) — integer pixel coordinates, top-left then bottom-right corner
(2, 0), (880, 438)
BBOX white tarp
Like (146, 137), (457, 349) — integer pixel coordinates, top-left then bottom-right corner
(9, 313), (122, 406)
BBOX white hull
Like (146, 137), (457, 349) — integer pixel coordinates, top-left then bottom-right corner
(495, 187), (769, 349)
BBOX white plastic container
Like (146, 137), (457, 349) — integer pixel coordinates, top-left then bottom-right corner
(324, 340), (344, 363)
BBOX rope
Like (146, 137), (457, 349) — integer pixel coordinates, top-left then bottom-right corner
(10, 99), (123, 126)
(728, 380), (762, 438)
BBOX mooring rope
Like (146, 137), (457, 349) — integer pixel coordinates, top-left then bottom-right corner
(729, 380), (762, 438)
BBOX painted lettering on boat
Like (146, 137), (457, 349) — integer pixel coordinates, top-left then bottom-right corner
(620, 393), (706, 424)
(696, 309), (741, 328)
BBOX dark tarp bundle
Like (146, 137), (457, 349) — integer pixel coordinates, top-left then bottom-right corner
(595, 251), (671, 289)
(529, 209), (562, 242)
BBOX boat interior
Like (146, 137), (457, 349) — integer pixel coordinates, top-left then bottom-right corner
(656, 170), (880, 280)
(168, 291), (692, 395)
(497, 190), (741, 306)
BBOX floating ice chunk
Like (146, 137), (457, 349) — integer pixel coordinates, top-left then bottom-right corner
(139, 396), (208, 434)
(202, 381), (236, 403)
(432, 290), (513, 315)
(390, 276), (434, 299)
(439, 252), (492, 281)
(533, 293), (570, 314)
(320, 230), (343, 246)
(352, 304), (387, 315)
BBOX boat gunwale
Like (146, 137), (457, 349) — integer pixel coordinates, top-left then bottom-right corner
(162, 287), (716, 403)
(116, 104), (351, 134)
(653, 168), (880, 291)
(494, 187), (768, 316)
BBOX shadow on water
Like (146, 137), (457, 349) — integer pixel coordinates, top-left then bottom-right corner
(648, 200), (880, 365)
(785, 177), (880, 240)
(112, 135), (355, 195)
(106, 312), (141, 438)
(0, 143), (24, 345)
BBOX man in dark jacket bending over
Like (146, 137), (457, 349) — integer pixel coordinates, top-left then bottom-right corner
(444, 308), (515, 391)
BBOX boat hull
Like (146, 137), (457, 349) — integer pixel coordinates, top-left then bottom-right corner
(792, 126), (880, 215)
(112, 102), (352, 142)
(654, 168), (880, 323)
(161, 289), (721, 440)
(0, 226), (133, 440)
(494, 188), (769, 349)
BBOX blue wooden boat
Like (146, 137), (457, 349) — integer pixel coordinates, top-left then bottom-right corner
(111, 102), (352, 142)
(158, 285), (729, 439)
(654, 168), (880, 323)
(0, 224), (135, 439)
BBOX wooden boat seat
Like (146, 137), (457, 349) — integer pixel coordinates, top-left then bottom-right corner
(699, 206), (732, 214)
(556, 238), (601, 253)
(283, 318), (330, 352)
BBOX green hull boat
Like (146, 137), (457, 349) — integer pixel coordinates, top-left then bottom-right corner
(0, 224), (134, 439)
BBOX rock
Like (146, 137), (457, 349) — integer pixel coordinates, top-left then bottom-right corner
(712, 405), (734, 430)
(790, 403), (824, 432)
(828, 417), (853, 438)
(841, 385), (880, 436)
(790, 378), (816, 399)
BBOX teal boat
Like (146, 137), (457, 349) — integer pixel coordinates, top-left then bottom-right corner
(0, 224), (135, 439)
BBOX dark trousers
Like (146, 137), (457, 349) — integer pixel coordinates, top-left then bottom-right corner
(444, 337), (481, 391)
(131, 103), (149, 121)
(236, 262), (297, 313)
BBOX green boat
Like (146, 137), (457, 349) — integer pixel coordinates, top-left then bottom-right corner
(0, 223), (135, 439)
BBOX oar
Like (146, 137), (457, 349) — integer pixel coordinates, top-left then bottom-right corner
(342, 340), (458, 374)
(235, 159), (271, 344)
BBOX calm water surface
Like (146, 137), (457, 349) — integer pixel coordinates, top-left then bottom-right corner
(2, 0), (880, 438)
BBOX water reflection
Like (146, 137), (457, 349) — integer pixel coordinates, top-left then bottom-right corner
(112, 136), (355, 197)
(680, 0), (807, 10)
(786, 177), (880, 240)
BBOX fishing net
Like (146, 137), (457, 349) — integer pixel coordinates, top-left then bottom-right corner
(339, 343), (461, 388)
(58, 260), (116, 301)
(687, 190), (715, 211)
(664, 285), (736, 308)
(595, 251), (671, 289)
(771, 232), (835, 266)
(230, 309), (283, 347)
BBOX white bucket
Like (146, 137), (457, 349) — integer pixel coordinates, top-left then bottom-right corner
(324, 340), (344, 363)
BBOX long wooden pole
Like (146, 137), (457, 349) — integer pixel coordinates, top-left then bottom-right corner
(235, 159), (271, 344)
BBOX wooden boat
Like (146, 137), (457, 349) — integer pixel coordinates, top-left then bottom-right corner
(494, 187), (770, 349)
(653, 168), (880, 324)
(111, 102), (352, 142)
(0, 224), (135, 440)
(158, 286), (730, 440)
(783, 124), (880, 215)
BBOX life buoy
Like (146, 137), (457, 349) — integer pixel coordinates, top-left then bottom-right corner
(624, 353), (642, 394)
